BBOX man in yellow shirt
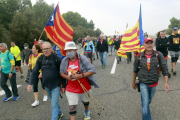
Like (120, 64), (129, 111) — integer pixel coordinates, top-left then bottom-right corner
(10, 42), (24, 79)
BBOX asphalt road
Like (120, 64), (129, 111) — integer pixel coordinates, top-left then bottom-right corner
(0, 48), (180, 120)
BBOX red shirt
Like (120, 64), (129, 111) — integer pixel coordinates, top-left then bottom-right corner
(145, 54), (152, 71)
(66, 58), (91, 93)
(145, 53), (158, 87)
(34, 41), (38, 45)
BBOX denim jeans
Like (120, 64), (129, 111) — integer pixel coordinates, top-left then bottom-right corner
(109, 46), (113, 52)
(99, 51), (107, 66)
(79, 43), (82, 49)
(45, 86), (62, 120)
(140, 83), (156, 120)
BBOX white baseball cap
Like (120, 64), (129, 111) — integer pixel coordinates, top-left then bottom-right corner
(64, 41), (77, 50)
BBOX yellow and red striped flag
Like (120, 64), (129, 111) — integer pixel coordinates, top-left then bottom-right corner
(117, 21), (140, 58)
(117, 5), (145, 58)
(44, 3), (73, 56)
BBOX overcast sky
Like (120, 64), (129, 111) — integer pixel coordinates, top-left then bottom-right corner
(31, 0), (180, 36)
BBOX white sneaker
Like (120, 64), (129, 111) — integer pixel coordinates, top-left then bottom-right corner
(31, 100), (39, 107)
(43, 96), (48, 101)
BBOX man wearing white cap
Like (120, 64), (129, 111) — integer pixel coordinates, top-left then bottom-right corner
(60, 41), (99, 120)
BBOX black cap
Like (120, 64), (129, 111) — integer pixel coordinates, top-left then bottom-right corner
(24, 43), (29, 46)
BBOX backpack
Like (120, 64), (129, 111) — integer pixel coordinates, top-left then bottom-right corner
(38, 53), (60, 70)
(84, 41), (93, 50)
(38, 53), (64, 98)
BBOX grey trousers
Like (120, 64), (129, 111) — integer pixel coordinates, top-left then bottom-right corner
(26, 69), (32, 79)
(126, 52), (132, 62)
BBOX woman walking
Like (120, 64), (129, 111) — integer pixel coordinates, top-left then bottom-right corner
(28, 44), (48, 107)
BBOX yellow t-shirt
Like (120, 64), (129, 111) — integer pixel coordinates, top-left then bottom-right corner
(29, 53), (43, 74)
(10, 46), (21, 61)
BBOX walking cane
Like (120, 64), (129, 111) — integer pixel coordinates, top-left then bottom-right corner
(77, 80), (104, 116)
(79, 81), (104, 110)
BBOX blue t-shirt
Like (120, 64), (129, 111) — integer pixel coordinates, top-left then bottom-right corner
(53, 45), (65, 59)
(0, 50), (15, 74)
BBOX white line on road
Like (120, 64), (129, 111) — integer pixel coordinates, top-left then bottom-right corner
(0, 85), (22, 96)
(110, 57), (117, 74)
(168, 55), (180, 63)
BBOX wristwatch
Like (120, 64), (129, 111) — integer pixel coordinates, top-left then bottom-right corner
(10, 72), (13, 74)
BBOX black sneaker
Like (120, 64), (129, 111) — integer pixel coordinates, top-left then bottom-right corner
(57, 113), (63, 120)
(25, 78), (29, 83)
(173, 71), (176, 76)
(97, 57), (99, 59)
(168, 73), (171, 78)
(117, 61), (119, 64)
(93, 58), (95, 60)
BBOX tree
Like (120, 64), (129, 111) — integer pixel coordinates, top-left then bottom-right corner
(62, 11), (102, 42)
(18, 0), (32, 13)
(0, 0), (102, 48)
(0, 0), (20, 29)
(88, 20), (94, 30)
(168, 17), (180, 29)
(95, 28), (102, 37)
(33, 0), (54, 27)
(167, 17), (180, 35)
(9, 8), (35, 49)
(0, 23), (11, 48)
(62, 11), (94, 29)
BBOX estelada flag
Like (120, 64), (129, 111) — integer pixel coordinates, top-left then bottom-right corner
(44, 3), (73, 56)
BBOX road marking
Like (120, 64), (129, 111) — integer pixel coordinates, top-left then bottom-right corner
(110, 57), (117, 74)
(0, 85), (22, 96)
(168, 55), (180, 63)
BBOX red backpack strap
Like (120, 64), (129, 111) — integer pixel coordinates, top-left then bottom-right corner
(155, 50), (160, 63)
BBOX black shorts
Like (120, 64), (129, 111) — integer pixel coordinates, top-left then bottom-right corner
(85, 53), (93, 58)
(15, 60), (21, 66)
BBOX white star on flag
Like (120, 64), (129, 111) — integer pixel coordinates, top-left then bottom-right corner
(50, 14), (54, 23)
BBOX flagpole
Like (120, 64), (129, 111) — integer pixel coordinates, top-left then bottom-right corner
(38, 28), (45, 41)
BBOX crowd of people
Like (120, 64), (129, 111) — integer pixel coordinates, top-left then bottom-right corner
(0, 27), (179, 120)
